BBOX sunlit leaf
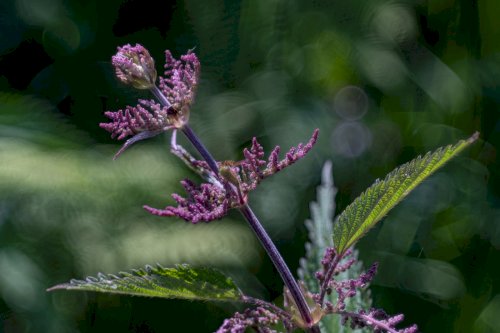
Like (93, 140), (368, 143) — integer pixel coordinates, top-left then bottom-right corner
(333, 132), (479, 255)
(48, 264), (243, 302)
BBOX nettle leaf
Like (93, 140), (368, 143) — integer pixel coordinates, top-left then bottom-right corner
(333, 132), (479, 255)
(48, 264), (243, 302)
(298, 162), (372, 332)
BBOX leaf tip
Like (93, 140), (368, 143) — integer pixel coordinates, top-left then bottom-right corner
(469, 131), (480, 143)
(46, 284), (67, 292)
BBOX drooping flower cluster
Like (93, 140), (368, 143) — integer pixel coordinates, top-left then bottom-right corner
(314, 247), (418, 333)
(143, 179), (235, 223)
(100, 44), (200, 157)
(216, 307), (281, 333)
(143, 129), (319, 223)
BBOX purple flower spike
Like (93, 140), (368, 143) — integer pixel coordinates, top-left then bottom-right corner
(144, 130), (320, 222)
(112, 44), (157, 89)
(102, 45), (202, 157)
(237, 129), (320, 195)
(159, 50), (200, 119)
(100, 100), (171, 140)
(143, 179), (234, 223)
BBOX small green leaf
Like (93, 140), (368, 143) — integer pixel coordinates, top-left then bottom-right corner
(48, 264), (243, 302)
(333, 132), (479, 255)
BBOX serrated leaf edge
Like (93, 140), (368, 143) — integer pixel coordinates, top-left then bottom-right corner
(333, 132), (479, 255)
(48, 263), (243, 302)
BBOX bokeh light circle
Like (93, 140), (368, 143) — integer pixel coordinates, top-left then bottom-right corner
(331, 121), (372, 158)
(334, 85), (369, 120)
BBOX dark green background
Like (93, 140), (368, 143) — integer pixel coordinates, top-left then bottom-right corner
(0, 0), (499, 332)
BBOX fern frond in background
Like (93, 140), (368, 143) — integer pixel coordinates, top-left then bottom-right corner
(298, 161), (336, 293)
(299, 162), (372, 332)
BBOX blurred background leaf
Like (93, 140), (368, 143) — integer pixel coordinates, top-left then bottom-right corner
(0, 0), (498, 332)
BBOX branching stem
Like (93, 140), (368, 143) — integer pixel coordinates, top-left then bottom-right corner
(181, 125), (220, 175)
(151, 86), (321, 333)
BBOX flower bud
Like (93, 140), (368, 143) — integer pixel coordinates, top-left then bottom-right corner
(112, 44), (157, 89)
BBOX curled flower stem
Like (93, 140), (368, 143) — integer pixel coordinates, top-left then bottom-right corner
(151, 85), (320, 333)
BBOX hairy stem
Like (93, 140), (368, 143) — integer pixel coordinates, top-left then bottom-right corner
(150, 86), (320, 332)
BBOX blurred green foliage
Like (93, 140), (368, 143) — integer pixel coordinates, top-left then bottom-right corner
(0, 0), (499, 332)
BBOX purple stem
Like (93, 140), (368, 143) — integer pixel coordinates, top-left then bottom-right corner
(181, 125), (220, 175)
(151, 86), (320, 333)
(151, 86), (172, 109)
(239, 205), (315, 327)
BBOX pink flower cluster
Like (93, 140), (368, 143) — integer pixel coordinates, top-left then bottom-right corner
(144, 180), (233, 223)
(144, 130), (319, 223)
(216, 307), (280, 333)
(100, 99), (170, 141)
(160, 50), (200, 114)
(100, 45), (200, 157)
(317, 248), (418, 333)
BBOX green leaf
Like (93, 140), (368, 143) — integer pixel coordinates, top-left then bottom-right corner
(333, 132), (479, 255)
(48, 264), (243, 302)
